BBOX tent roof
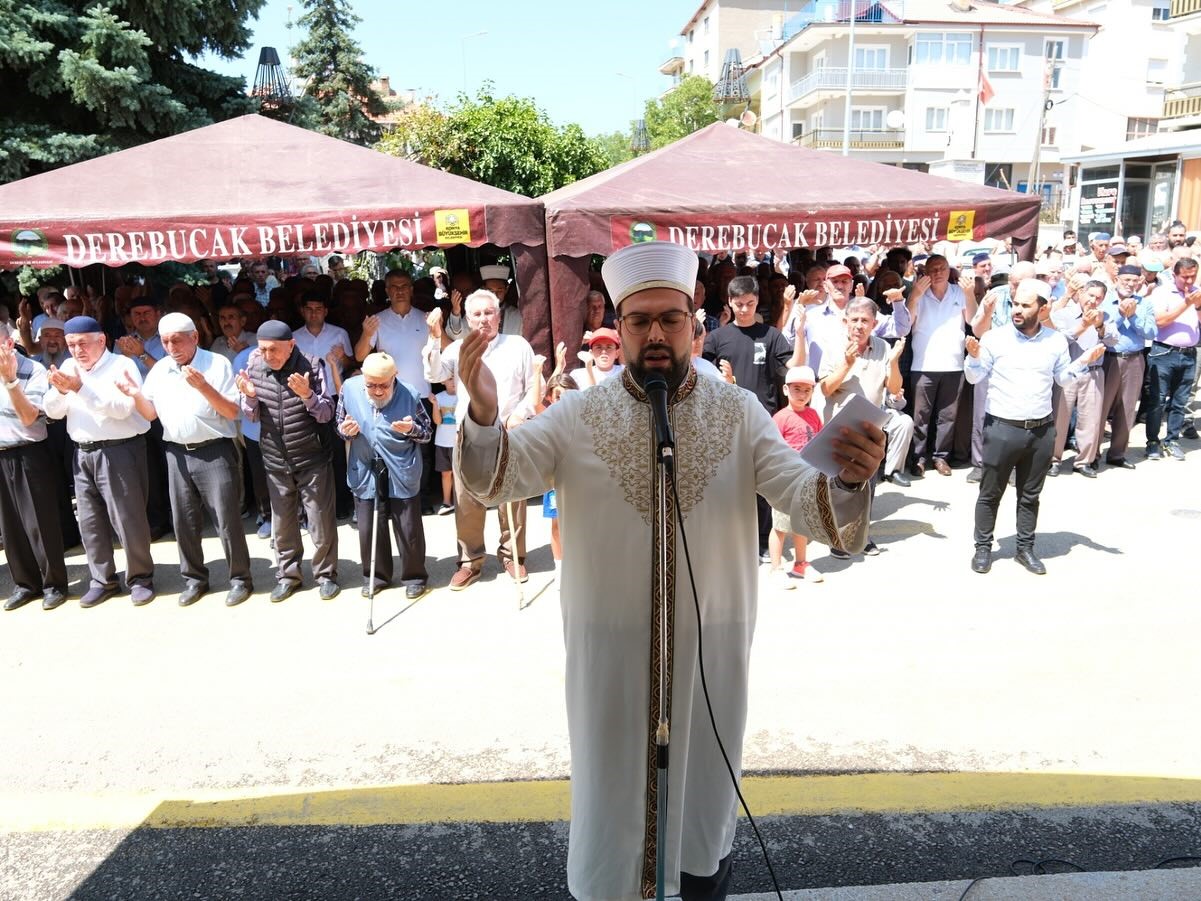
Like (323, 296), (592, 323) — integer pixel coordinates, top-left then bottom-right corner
(542, 123), (1041, 258)
(0, 114), (544, 268)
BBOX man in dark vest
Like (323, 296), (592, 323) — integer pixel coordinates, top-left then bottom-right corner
(235, 320), (340, 602)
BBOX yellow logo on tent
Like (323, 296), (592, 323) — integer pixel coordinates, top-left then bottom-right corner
(435, 209), (472, 244)
(946, 210), (975, 241)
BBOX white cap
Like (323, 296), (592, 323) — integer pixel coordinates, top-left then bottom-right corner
(158, 312), (197, 336)
(36, 318), (65, 338)
(785, 365), (816, 385)
(1034, 259), (1053, 276)
(479, 264), (510, 282)
(601, 242), (699, 310)
(1017, 277), (1050, 301)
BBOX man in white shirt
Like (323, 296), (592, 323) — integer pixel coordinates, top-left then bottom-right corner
(118, 313), (252, 608)
(43, 317), (156, 608)
(210, 303), (256, 363)
(424, 289), (535, 588)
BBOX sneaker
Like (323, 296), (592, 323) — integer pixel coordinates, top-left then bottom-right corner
(772, 569), (796, 590)
(436, 503), (455, 516)
(863, 540), (880, 557)
(1182, 424), (1199, 440)
(758, 552), (772, 565)
(256, 519), (271, 539)
(790, 561), (824, 583)
(1165, 441), (1185, 461)
(966, 467), (982, 483)
(1145, 442), (1163, 461)
(448, 566), (480, 591)
(828, 547), (852, 561)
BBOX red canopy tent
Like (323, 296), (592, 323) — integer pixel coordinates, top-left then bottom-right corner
(0, 114), (552, 349)
(540, 122), (1041, 353)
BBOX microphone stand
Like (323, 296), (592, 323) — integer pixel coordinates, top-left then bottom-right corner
(653, 427), (674, 901)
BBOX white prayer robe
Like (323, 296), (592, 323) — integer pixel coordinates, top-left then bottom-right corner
(457, 367), (871, 901)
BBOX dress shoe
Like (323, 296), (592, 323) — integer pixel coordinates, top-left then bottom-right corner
(270, 581), (299, 603)
(862, 540), (880, 556)
(448, 566), (480, 591)
(130, 584), (156, 607)
(360, 579), (389, 598)
(42, 588), (68, 611)
(225, 584), (252, 607)
(405, 583), (429, 600)
(318, 579), (341, 600)
(178, 583), (208, 607)
(1105, 457), (1136, 470)
(933, 458), (952, 476)
(971, 548), (992, 574)
(884, 470), (911, 487)
(80, 586), (118, 608)
(4, 587), (38, 612)
(1183, 424), (1199, 440)
(966, 466), (982, 484)
(1014, 549), (1046, 575)
(503, 560), (529, 583)
(1074, 464), (1098, 479)
(910, 461), (926, 479)
(1046, 462), (1060, 477)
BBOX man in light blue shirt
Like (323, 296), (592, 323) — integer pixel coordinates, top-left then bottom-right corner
(964, 279), (1104, 576)
(1099, 265), (1157, 468)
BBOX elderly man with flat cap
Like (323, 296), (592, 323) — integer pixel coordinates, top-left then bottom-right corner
(235, 320), (339, 602)
(456, 241), (883, 901)
(44, 316), (156, 607)
(118, 312), (253, 607)
(337, 352), (433, 599)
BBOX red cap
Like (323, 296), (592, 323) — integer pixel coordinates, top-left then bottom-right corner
(587, 327), (621, 348)
(826, 264), (853, 280)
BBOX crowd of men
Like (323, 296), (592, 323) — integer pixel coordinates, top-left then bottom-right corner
(0, 226), (1197, 610)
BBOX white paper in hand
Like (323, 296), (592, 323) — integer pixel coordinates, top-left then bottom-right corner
(799, 393), (888, 478)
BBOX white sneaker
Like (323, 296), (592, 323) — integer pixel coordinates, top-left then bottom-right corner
(790, 561), (824, 583)
(772, 569), (796, 590)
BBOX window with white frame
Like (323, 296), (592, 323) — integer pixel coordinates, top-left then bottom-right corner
(703, 49), (709, 71)
(1152, 2), (1170, 19)
(987, 45), (1021, 72)
(1041, 125), (1057, 146)
(983, 108), (1016, 132)
(765, 67), (780, 100)
(703, 15), (710, 35)
(854, 45), (889, 70)
(915, 32), (973, 66)
(851, 107), (885, 131)
(925, 107), (948, 131)
(811, 112), (825, 133)
(1045, 40), (1064, 89)
(688, 29), (694, 44)
(813, 51), (827, 69)
(1127, 117), (1159, 140)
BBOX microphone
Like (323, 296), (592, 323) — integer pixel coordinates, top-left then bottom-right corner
(642, 374), (674, 466)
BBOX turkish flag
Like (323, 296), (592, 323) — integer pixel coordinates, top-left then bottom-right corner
(979, 70), (995, 106)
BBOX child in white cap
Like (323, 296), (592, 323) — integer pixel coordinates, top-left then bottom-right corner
(769, 365), (825, 586)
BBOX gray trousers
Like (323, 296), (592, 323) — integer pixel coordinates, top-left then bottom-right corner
(166, 439), (252, 589)
(970, 376), (988, 468)
(1100, 352), (1144, 461)
(0, 442), (67, 593)
(1053, 368), (1105, 465)
(75, 437), (154, 591)
(266, 462), (338, 585)
(882, 408), (914, 476)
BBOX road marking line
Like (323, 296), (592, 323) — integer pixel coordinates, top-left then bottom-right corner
(5, 772), (1201, 832)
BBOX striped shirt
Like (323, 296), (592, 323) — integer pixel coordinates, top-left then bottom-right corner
(0, 355), (49, 447)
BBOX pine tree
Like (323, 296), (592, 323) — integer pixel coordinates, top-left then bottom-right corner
(0, 0), (266, 184)
(290, 0), (386, 145)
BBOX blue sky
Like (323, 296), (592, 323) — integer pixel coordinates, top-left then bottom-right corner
(200, 0), (694, 136)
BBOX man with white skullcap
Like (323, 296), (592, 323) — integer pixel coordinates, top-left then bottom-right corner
(480, 263), (522, 336)
(965, 278), (1106, 577)
(337, 352), (433, 599)
(455, 241), (883, 901)
(44, 316), (156, 608)
(118, 312), (253, 607)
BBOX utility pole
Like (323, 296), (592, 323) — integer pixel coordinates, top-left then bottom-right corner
(1028, 54), (1058, 202)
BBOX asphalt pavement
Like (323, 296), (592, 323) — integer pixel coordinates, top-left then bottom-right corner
(2, 410), (1200, 899)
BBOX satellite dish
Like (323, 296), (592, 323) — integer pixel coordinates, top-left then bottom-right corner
(740, 109), (758, 127)
(726, 118), (742, 127)
(886, 110), (906, 129)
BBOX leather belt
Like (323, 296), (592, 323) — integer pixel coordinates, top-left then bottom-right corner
(167, 437), (228, 452)
(988, 413), (1053, 430)
(0, 442), (38, 454)
(1152, 341), (1196, 355)
(1105, 350), (1142, 359)
(76, 436), (136, 452)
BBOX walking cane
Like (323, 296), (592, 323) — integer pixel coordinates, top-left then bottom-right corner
(505, 500), (525, 609)
(365, 457), (387, 636)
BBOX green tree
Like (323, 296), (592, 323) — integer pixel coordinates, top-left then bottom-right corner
(376, 85), (608, 197)
(643, 74), (721, 149)
(594, 130), (634, 170)
(290, 0), (386, 145)
(0, 0), (265, 184)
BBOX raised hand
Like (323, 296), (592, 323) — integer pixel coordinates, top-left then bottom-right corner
(844, 340), (860, 365)
(391, 415), (414, 434)
(783, 284), (797, 305)
(532, 354), (547, 374)
(426, 308), (443, 339)
(234, 369), (256, 398)
(181, 365), (207, 389)
(883, 288), (905, 304)
(1082, 344), (1106, 366)
(286, 371), (312, 399)
(553, 341), (567, 374)
(578, 349), (594, 367)
(116, 335), (145, 358)
(459, 327), (498, 425)
(362, 314), (381, 338)
(854, 282), (866, 298)
(958, 273), (976, 299)
(450, 289), (463, 316)
(114, 372), (140, 397)
(718, 359), (735, 384)
(338, 417), (360, 437)
(965, 336), (981, 358)
(48, 365), (82, 393)
(0, 340), (17, 382)
(911, 275), (932, 299)
(887, 337), (906, 362)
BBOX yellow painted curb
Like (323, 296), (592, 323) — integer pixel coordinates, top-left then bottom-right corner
(4, 771), (1201, 833)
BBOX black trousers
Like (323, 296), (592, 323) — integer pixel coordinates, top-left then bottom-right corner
(144, 419), (172, 535)
(0, 442), (67, 594)
(75, 437), (154, 591)
(45, 418), (81, 548)
(755, 495), (771, 555)
(243, 437), (271, 520)
(325, 418), (354, 519)
(973, 415), (1055, 553)
(679, 851), (733, 901)
(356, 494), (428, 587)
(911, 370), (963, 464)
(165, 439), (253, 589)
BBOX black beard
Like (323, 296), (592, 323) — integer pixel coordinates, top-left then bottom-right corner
(627, 348), (690, 394)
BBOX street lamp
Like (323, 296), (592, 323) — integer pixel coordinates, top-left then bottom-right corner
(461, 30), (487, 94)
(712, 49), (750, 109)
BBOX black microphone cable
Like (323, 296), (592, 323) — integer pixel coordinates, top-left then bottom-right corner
(666, 464), (785, 901)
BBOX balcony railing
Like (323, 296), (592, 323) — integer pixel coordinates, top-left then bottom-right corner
(1163, 82), (1201, 118)
(1171, 0), (1201, 17)
(789, 66), (907, 103)
(782, 0), (906, 40)
(796, 128), (904, 149)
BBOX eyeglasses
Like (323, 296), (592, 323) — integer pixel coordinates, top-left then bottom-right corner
(364, 381), (392, 391)
(618, 311), (691, 334)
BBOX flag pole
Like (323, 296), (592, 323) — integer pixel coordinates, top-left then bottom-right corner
(973, 26), (983, 161)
